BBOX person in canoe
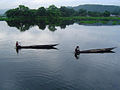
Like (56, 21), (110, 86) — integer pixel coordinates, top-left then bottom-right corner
(75, 46), (80, 53)
(16, 41), (21, 47)
(16, 41), (19, 47)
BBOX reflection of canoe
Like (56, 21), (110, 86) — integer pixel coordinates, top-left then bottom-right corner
(16, 44), (58, 49)
(77, 47), (116, 53)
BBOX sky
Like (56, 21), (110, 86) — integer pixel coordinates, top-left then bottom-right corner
(1, 0), (120, 9)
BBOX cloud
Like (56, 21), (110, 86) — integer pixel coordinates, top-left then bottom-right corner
(0, 0), (120, 9)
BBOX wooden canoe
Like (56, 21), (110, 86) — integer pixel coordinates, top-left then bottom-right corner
(16, 44), (58, 49)
(76, 47), (116, 53)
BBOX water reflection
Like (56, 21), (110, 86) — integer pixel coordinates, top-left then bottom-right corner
(74, 51), (115, 60)
(6, 20), (74, 32)
(0, 21), (120, 90)
(74, 53), (80, 59)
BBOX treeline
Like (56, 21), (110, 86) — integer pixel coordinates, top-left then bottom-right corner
(72, 4), (120, 15)
(5, 5), (111, 18)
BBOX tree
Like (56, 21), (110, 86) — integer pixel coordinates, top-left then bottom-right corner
(5, 9), (16, 17)
(36, 7), (47, 16)
(78, 9), (87, 16)
(60, 6), (67, 17)
(47, 5), (61, 17)
(60, 6), (76, 17)
(5, 5), (31, 18)
(103, 11), (110, 17)
(18, 5), (29, 11)
(29, 9), (37, 17)
(88, 11), (103, 17)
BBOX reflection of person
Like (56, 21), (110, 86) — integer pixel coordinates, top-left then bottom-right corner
(75, 46), (80, 53)
(74, 53), (79, 59)
(16, 48), (19, 54)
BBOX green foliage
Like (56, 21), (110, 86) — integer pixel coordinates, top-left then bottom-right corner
(36, 7), (47, 16)
(100, 21), (108, 24)
(5, 5), (31, 18)
(29, 9), (37, 17)
(60, 6), (76, 17)
(112, 21), (117, 25)
(18, 5), (29, 11)
(79, 20), (108, 24)
(4, 4), (114, 19)
(78, 9), (87, 16)
(79, 21), (97, 24)
(4, 4), (120, 26)
(47, 5), (61, 17)
(88, 11), (103, 17)
(103, 11), (110, 17)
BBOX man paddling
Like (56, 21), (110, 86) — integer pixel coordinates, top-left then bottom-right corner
(75, 46), (80, 53)
(16, 41), (20, 47)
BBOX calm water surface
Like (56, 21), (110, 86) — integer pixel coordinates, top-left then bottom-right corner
(0, 21), (120, 90)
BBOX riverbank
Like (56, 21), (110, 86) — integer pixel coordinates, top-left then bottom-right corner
(60, 16), (120, 25)
(1, 16), (120, 25)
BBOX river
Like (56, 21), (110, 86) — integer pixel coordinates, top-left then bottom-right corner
(0, 21), (120, 90)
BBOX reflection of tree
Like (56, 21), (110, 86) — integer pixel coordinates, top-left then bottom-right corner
(6, 20), (32, 32)
(60, 20), (74, 29)
(37, 21), (46, 30)
(6, 19), (74, 32)
(60, 24), (66, 29)
(18, 23), (30, 31)
(48, 25), (57, 32)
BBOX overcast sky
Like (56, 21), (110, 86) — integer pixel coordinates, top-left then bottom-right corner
(1, 0), (120, 9)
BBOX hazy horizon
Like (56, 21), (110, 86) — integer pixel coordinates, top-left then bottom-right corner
(0, 0), (120, 9)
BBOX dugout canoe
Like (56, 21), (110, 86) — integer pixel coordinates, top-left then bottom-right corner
(76, 47), (116, 54)
(16, 44), (58, 49)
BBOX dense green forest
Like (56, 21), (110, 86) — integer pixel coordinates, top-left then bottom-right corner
(5, 5), (111, 18)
